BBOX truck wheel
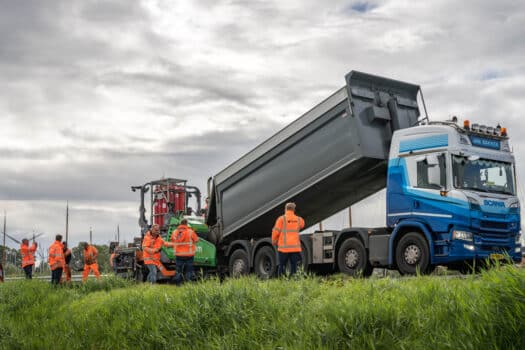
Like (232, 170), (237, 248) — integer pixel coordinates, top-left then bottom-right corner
(229, 249), (250, 277)
(396, 232), (430, 275)
(254, 246), (277, 279)
(337, 237), (373, 277)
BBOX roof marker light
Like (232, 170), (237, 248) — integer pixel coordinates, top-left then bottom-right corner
(501, 127), (507, 137)
(463, 120), (470, 130)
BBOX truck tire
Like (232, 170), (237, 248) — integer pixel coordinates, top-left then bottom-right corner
(254, 246), (277, 279)
(337, 237), (373, 277)
(396, 232), (430, 275)
(229, 249), (250, 277)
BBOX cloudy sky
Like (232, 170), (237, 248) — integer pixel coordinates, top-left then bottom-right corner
(1, 0), (525, 249)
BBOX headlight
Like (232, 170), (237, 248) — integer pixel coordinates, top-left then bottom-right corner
(453, 230), (473, 241)
(466, 196), (481, 211)
(510, 202), (520, 208)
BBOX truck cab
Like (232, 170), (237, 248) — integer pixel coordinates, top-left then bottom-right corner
(387, 120), (521, 272)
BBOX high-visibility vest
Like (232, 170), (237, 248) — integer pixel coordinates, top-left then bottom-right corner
(48, 241), (65, 271)
(142, 232), (166, 266)
(171, 225), (199, 257)
(84, 245), (98, 264)
(272, 211), (305, 253)
(20, 242), (37, 268)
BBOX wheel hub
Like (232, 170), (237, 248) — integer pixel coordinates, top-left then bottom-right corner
(345, 249), (359, 268)
(260, 257), (271, 273)
(404, 244), (420, 265)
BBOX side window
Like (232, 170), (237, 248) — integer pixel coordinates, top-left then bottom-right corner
(416, 154), (446, 190)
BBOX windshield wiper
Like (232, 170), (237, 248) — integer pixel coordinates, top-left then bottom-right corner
(460, 186), (489, 193)
(485, 189), (514, 195)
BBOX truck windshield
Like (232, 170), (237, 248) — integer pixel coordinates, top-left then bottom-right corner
(452, 155), (515, 195)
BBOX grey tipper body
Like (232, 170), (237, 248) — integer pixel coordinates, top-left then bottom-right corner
(207, 71), (421, 244)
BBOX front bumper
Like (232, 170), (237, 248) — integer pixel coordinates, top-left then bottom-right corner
(444, 236), (521, 263)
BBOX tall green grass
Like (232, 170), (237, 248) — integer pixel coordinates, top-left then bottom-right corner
(0, 267), (524, 349)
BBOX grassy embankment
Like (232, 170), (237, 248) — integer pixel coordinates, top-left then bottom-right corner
(0, 266), (524, 349)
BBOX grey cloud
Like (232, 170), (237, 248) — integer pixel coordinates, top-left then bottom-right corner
(98, 60), (261, 108)
(0, 121), (283, 202)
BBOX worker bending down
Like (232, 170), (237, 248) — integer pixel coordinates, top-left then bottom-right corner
(82, 242), (101, 281)
(171, 218), (199, 285)
(142, 224), (170, 284)
(272, 202), (305, 277)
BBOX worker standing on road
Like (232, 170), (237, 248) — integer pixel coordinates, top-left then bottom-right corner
(0, 262), (4, 282)
(63, 242), (72, 283)
(20, 238), (38, 279)
(272, 202), (305, 277)
(171, 219), (199, 285)
(142, 224), (169, 284)
(48, 235), (65, 285)
(82, 242), (101, 281)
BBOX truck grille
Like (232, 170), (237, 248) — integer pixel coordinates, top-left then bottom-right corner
(480, 221), (507, 230)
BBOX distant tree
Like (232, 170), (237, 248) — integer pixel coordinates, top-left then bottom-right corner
(0, 246), (22, 275)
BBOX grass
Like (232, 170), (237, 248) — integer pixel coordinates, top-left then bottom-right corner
(0, 267), (524, 349)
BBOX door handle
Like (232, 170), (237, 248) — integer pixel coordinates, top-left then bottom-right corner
(413, 200), (420, 209)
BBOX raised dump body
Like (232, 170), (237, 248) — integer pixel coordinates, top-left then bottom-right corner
(207, 71), (422, 244)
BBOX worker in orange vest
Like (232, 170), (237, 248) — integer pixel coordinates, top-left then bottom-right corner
(63, 241), (72, 283)
(20, 238), (38, 279)
(171, 218), (199, 285)
(82, 242), (101, 281)
(109, 246), (120, 274)
(48, 234), (65, 284)
(272, 202), (305, 277)
(142, 224), (170, 284)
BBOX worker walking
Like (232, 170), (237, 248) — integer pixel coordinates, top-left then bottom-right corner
(142, 224), (169, 284)
(48, 235), (65, 285)
(63, 242), (72, 283)
(82, 242), (100, 281)
(20, 238), (38, 279)
(171, 218), (199, 285)
(272, 202), (305, 277)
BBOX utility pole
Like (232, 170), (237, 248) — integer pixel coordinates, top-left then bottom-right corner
(89, 226), (92, 245)
(2, 210), (6, 269)
(65, 201), (69, 243)
(117, 224), (120, 244)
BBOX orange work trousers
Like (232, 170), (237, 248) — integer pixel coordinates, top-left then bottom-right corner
(82, 263), (101, 281)
(61, 265), (72, 283)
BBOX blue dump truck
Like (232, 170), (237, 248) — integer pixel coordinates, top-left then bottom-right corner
(123, 70), (521, 280)
(205, 70), (522, 277)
